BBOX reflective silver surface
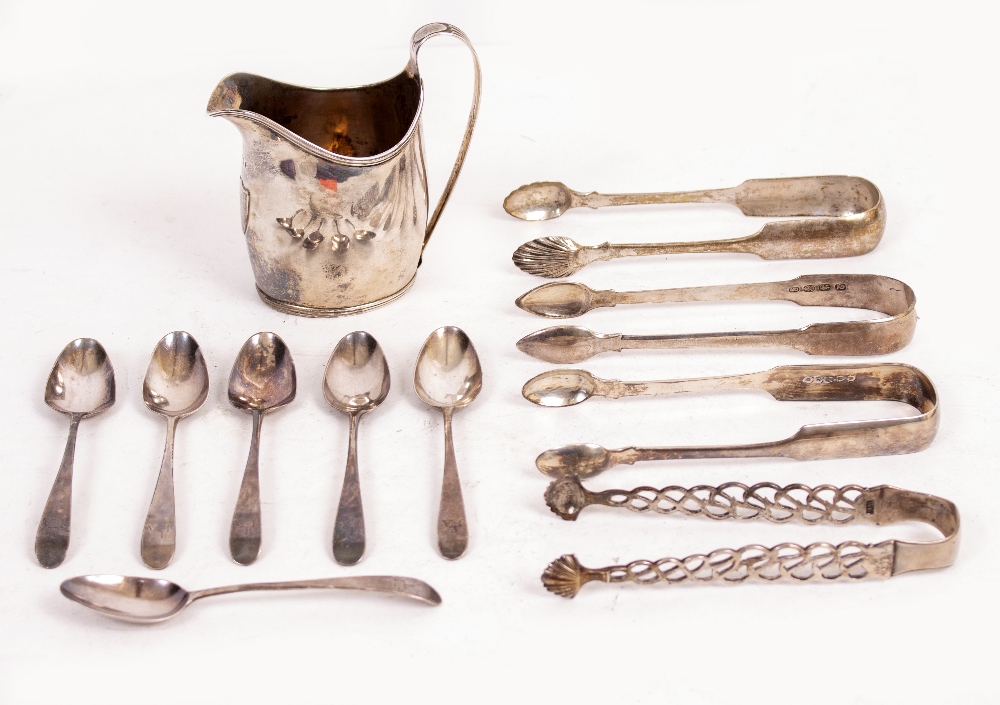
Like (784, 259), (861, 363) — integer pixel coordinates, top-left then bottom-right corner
(504, 176), (882, 220)
(323, 332), (390, 566)
(532, 362), (939, 477)
(207, 23), (481, 317)
(61, 573), (441, 622)
(515, 281), (603, 319)
(516, 274), (917, 362)
(227, 333), (296, 565)
(541, 484), (959, 598)
(517, 273), (914, 317)
(36, 339), (115, 569)
(522, 369), (603, 407)
(414, 327), (482, 560)
(140, 332), (209, 570)
(506, 177), (885, 276)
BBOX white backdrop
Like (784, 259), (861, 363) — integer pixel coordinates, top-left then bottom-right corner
(0, 1), (996, 702)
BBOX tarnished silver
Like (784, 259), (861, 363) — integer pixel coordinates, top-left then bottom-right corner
(516, 274), (909, 321)
(516, 274), (916, 362)
(523, 361), (935, 409)
(207, 23), (481, 317)
(541, 483), (959, 598)
(36, 339), (115, 569)
(504, 176), (882, 223)
(533, 363), (937, 477)
(506, 176), (884, 277)
(140, 332), (209, 570)
(323, 332), (391, 566)
(61, 573), (441, 622)
(414, 327), (482, 560)
(227, 333), (296, 565)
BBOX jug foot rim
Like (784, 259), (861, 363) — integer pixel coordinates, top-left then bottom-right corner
(255, 275), (418, 318)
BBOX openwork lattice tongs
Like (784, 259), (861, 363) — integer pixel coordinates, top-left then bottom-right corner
(516, 274), (915, 362)
(533, 363), (938, 477)
(506, 176), (885, 277)
(541, 479), (959, 598)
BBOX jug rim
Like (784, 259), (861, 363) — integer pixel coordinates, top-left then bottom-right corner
(207, 70), (425, 167)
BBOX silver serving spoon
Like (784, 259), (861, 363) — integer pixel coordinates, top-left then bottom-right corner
(36, 339), (115, 569)
(414, 327), (482, 560)
(140, 332), (209, 570)
(227, 333), (296, 566)
(323, 332), (391, 566)
(60, 573), (441, 622)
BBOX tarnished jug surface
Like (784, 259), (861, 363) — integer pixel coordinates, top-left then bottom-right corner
(207, 23), (481, 316)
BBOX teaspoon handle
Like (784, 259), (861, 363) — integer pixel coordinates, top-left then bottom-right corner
(35, 413), (83, 568)
(188, 576), (441, 606)
(333, 412), (366, 565)
(438, 407), (468, 560)
(141, 416), (178, 570)
(230, 409), (263, 566)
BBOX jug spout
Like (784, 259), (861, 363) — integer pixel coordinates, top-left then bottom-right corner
(206, 75), (257, 149)
(207, 71), (424, 161)
(206, 75), (244, 114)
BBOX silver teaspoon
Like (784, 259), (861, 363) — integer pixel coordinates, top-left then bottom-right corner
(61, 573), (441, 622)
(140, 332), (209, 570)
(35, 338), (115, 568)
(323, 332), (391, 566)
(414, 327), (482, 560)
(36, 339), (115, 568)
(227, 333), (296, 566)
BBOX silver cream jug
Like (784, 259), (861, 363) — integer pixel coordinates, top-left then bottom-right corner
(207, 23), (481, 316)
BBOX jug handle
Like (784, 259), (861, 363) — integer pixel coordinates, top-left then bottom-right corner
(406, 23), (482, 258)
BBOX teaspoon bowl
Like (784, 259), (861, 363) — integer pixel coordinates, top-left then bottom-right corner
(143, 332), (209, 417)
(515, 282), (597, 319)
(414, 327), (483, 409)
(61, 573), (441, 623)
(323, 332), (391, 413)
(536, 443), (613, 478)
(62, 575), (190, 622)
(503, 181), (575, 221)
(45, 338), (115, 417)
(228, 332), (296, 412)
(522, 369), (599, 407)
